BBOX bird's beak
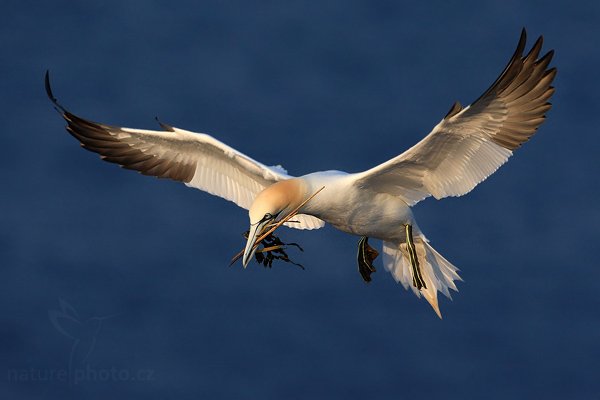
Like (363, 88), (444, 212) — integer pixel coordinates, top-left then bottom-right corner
(242, 220), (269, 268)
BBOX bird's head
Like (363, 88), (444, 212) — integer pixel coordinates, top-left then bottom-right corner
(242, 179), (306, 267)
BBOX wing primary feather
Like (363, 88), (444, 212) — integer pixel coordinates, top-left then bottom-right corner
(354, 29), (555, 204)
(472, 29), (528, 104)
(155, 117), (175, 132)
(444, 101), (463, 120)
(524, 35), (544, 62)
(46, 72), (324, 229)
(45, 71), (68, 115)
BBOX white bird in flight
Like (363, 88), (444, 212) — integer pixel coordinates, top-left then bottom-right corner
(47, 29), (555, 317)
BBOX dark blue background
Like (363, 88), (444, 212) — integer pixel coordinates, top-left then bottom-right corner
(2, 1), (599, 398)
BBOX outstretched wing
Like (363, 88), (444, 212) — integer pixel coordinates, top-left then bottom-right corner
(46, 73), (324, 230)
(354, 29), (556, 206)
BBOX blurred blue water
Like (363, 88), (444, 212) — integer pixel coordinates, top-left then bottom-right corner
(1, 0), (599, 399)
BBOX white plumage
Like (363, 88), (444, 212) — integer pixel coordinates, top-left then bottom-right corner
(47, 29), (555, 317)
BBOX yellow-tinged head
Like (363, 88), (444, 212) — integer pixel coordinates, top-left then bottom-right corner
(248, 179), (306, 224)
(243, 179), (306, 267)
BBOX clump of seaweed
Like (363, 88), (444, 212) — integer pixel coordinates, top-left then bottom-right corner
(242, 230), (304, 269)
(229, 187), (324, 268)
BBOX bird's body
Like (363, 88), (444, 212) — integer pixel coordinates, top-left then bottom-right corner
(243, 170), (453, 316)
(47, 29), (555, 317)
(299, 171), (416, 240)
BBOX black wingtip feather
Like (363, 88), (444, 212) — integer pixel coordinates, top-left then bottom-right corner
(44, 70), (53, 99)
(472, 28), (539, 105)
(517, 28), (527, 55)
(444, 101), (463, 120)
(525, 35), (544, 61)
(520, 27), (527, 43)
(155, 116), (175, 132)
(45, 70), (67, 114)
(537, 49), (555, 66)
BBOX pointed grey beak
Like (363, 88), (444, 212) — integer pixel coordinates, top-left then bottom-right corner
(242, 220), (268, 268)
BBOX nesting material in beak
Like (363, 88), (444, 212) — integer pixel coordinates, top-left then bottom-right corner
(243, 230), (305, 269)
(230, 186), (324, 267)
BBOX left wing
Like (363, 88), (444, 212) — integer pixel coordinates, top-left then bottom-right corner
(354, 29), (556, 206)
(46, 72), (324, 230)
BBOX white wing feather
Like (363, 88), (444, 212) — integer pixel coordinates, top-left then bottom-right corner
(48, 91), (324, 230)
(157, 126), (290, 210)
(354, 30), (555, 206)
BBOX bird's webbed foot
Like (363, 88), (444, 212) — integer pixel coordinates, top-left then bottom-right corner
(357, 236), (379, 282)
(404, 224), (427, 290)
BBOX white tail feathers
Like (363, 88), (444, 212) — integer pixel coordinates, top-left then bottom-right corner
(382, 236), (462, 318)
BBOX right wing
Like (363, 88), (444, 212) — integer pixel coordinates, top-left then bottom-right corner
(46, 72), (324, 229)
(354, 29), (555, 206)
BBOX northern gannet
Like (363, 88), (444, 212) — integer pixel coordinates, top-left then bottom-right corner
(46, 29), (555, 317)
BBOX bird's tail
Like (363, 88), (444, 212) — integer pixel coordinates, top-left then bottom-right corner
(382, 235), (462, 318)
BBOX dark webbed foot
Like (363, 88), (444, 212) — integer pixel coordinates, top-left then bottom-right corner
(357, 236), (379, 282)
(404, 224), (427, 290)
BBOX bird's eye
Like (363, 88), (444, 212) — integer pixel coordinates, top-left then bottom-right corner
(264, 213), (273, 220)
